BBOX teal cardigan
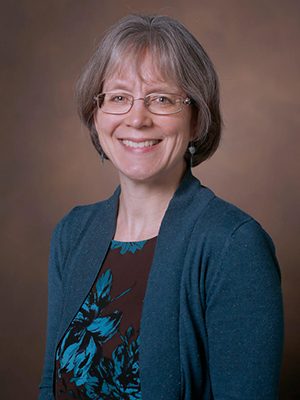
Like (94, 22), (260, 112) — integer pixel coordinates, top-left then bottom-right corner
(39, 170), (284, 399)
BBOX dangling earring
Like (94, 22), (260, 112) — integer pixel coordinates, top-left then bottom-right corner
(188, 141), (196, 168)
(101, 151), (104, 165)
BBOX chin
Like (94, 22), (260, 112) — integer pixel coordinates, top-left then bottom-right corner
(118, 165), (163, 183)
(123, 171), (157, 183)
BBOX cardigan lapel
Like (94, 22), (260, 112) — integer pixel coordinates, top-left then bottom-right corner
(140, 169), (215, 399)
(57, 186), (121, 344)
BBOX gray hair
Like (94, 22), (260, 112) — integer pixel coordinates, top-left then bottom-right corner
(75, 13), (222, 166)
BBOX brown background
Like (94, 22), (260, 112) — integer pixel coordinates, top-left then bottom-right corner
(1, 0), (299, 398)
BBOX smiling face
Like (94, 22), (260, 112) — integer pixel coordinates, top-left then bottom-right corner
(94, 55), (196, 186)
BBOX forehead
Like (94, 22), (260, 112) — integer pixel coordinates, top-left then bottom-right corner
(103, 50), (180, 91)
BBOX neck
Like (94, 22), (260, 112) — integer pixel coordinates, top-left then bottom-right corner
(114, 165), (187, 241)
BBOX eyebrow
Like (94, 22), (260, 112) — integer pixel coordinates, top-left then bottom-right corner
(103, 80), (179, 94)
(104, 78), (182, 93)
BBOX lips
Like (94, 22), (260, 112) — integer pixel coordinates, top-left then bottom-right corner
(122, 139), (160, 148)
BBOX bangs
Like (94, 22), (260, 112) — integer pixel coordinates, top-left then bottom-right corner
(103, 39), (180, 88)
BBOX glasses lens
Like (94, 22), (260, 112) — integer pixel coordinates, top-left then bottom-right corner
(146, 94), (183, 115)
(99, 93), (133, 114)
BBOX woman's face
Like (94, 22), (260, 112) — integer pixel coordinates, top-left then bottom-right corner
(94, 55), (196, 185)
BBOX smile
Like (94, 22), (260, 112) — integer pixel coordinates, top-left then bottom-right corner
(122, 140), (160, 148)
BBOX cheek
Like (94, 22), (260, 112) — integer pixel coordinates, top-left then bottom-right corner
(94, 114), (113, 140)
(177, 118), (195, 144)
(171, 110), (195, 142)
(95, 111), (124, 137)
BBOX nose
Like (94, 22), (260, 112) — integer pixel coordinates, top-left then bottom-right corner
(124, 98), (153, 129)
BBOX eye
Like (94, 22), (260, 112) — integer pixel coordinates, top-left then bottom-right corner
(110, 95), (128, 102)
(153, 95), (173, 104)
(106, 93), (131, 103)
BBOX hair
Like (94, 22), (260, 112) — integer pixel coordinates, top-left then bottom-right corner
(75, 13), (222, 167)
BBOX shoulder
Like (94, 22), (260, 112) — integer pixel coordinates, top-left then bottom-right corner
(193, 187), (272, 247)
(171, 171), (276, 257)
(177, 171), (257, 235)
(50, 186), (120, 258)
(193, 194), (281, 290)
(52, 201), (105, 243)
(198, 191), (253, 231)
(187, 183), (279, 274)
(58, 200), (107, 229)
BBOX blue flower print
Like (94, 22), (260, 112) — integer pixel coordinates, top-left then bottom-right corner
(110, 240), (147, 254)
(56, 269), (133, 396)
(86, 327), (141, 400)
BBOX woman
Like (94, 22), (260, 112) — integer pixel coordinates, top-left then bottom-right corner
(39, 14), (284, 400)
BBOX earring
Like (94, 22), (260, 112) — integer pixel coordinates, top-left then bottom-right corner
(188, 141), (196, 168)
(101, 151), (104, 165)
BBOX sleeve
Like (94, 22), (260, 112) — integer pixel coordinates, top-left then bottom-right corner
(39, 219), (67, 400)
(205, 219), (284, 399)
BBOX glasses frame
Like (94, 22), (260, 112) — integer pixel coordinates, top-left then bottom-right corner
(93, 92), (192, 115)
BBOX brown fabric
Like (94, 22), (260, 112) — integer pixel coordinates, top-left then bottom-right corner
(101, 238), (157, 358)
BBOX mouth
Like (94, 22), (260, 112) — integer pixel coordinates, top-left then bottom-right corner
(121, 139), (160, 148)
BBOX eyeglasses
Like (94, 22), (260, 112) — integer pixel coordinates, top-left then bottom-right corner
(93, 92), (192, 115)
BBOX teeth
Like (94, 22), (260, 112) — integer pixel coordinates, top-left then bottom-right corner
(122, 140), (159, 148)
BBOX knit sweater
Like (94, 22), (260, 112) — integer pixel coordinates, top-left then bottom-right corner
(39, 170), (284, 400)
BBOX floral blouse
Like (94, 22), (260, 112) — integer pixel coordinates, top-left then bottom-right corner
(55, 237), (157, 400)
